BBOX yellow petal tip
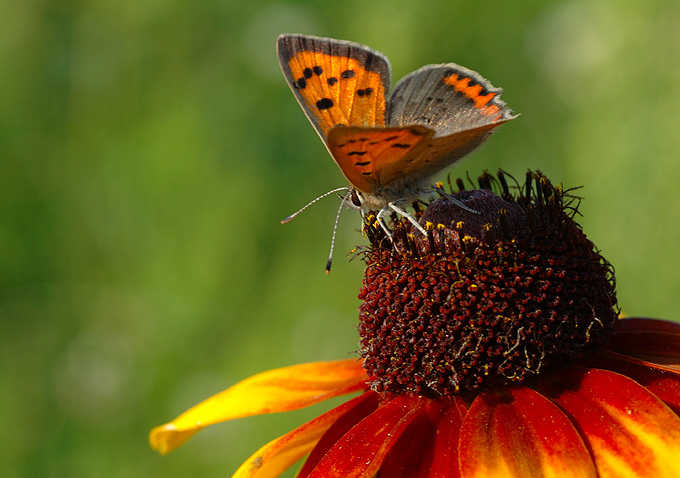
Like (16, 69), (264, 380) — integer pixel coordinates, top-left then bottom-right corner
(149, 423), (198, 456)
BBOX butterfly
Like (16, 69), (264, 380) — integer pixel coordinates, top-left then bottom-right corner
(277, 34), (517, 270)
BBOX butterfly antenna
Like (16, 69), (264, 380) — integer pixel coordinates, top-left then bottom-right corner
(325, 191), (351, 274)
(431, 186), (480, 215)
(281, 187), (349, 224)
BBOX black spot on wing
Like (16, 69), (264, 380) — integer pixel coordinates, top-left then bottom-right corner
(391, 143), (411, 149)
(357, 88), (374, 97)
(361, 171), (372, 176)
(327, 77), (338, 86)
(312, 66), (323, 75)
(303, 68), (313, 79)
(354, 161), (370, 166)
(294, 78), (306, 89)
(341, 69), (355, 79)
(316, 98), (334, 110)
(384, 135), (399, 141)
(348, 151), (367, 156)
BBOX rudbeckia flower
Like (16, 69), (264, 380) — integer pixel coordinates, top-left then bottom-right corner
(150, 171), (680, 478)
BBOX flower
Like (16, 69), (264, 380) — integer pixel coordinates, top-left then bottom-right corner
(150, 171), (680, 477)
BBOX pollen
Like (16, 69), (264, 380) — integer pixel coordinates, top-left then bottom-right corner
(357, 171), (619, 397)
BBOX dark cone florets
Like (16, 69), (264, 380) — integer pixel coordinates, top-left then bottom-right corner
(358, 171), (619, 397)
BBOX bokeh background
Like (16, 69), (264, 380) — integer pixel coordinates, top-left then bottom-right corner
(2, 0), (680, 476)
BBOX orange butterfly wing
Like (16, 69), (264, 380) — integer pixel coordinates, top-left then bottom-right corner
(278, 35), (518, 205)
(327, 125), (434, 195)
(277, 34), (390, 139)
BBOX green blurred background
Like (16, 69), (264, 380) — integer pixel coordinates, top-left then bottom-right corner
(2, 0), (679, 476)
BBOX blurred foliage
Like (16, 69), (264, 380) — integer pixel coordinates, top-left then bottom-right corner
(1, 0), (679, 476)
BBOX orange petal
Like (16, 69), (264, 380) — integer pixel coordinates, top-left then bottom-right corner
(537, 367), (680, 478)
(306, 394), (425, 478)
(609, 318), (680, 373)
(231, 392), (376, 478)
(459, 386), (596, 478)
(150, 359), (367, 455)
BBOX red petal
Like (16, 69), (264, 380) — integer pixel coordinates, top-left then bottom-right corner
(305, 394), (425, 478)
(458, 386), (596, 478)
(537, 367), (680, 478)
(298, 391), (381, 478)
(586, 349), (680, 415)
(378, 396), (468, 478)
(608, 320), (680, 374)
(616, 317), (680, 334)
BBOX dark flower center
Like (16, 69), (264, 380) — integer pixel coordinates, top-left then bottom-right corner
(358, 171), (619, 397)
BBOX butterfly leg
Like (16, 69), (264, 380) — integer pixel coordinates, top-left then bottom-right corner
(375, 208), (395, 241)
(387, 202), (427, 235)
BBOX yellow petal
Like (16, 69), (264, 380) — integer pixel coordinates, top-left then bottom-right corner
(150, 359), (367, 455)
(231, 392), (376, 478)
